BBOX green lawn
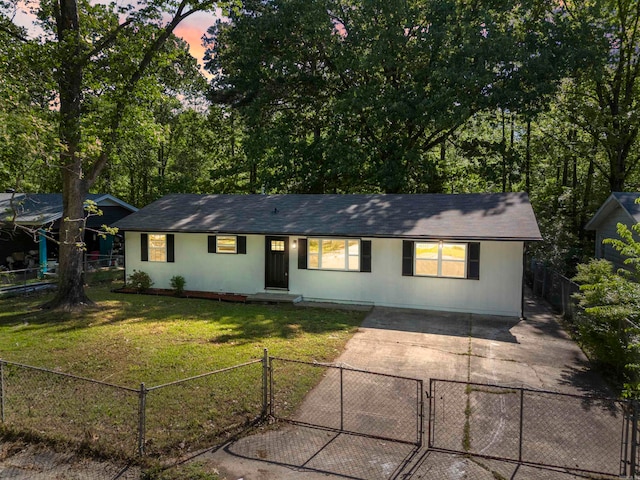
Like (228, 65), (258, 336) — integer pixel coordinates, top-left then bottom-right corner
(0, 280), (367, 458)
(0, 284), (365, 386)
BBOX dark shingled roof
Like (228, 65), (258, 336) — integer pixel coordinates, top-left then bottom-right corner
(585, 192), (640, 230)
(114, 193), (542, 241)
(0, 193), (137, 225)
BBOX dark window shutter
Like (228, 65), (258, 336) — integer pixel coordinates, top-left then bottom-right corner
(141, 233), (148, 262)
(208, 236), (216, 253)
(237, 236), (247, 254)
(167, 234), (175, 263)
(402, 240), (414, 276)
(360, 240), (372, 272)
(467, 242), (480, 279)
(298, 238), (307, 269)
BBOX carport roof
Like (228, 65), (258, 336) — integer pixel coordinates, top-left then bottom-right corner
(114, 193), (542, 241)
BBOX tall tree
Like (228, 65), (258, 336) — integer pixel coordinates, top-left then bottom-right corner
(561, 0), (640, 192)
(208, 0), (571, 193)
(1, 0), (221, 309)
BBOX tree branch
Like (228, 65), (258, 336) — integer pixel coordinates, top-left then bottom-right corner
(83, 18), (134, 61)
(85, 0), (218, 186)
(0, 20), (29, 42)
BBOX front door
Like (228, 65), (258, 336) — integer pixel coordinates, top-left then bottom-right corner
(265, 236), (289, 289)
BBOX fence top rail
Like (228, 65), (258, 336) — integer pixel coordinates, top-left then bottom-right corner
(0, 358), (138, 392)
(430, 377), (622, 403)
(0, 268), (34, 275)
(146, 359), (262, 391)
(270, 356), (423, 383)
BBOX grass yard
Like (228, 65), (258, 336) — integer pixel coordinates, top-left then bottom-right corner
(0, 277), (366, 458)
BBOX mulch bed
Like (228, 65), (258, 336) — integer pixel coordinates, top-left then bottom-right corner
(113, 287), (247, 303)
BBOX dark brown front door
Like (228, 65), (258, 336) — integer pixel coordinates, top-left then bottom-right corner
(265, 236), (289, 289)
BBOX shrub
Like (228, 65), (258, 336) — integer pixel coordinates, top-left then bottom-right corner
(170, 275), (186, 296)
(127, 270), (153, 293)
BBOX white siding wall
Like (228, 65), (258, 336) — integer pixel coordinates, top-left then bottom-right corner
(594, 207), (636, 272)
(291, 238), (523, 316)
(124, 232), (264, 293)
(124, 232), (524, 316)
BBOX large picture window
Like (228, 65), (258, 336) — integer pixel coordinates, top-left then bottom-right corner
(308, 238), (360, 271)
(415, 242), (466, 278)
(403, 240), (478, 279)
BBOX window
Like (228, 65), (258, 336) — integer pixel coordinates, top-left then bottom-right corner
(403, 240), (479, 279)
(207, 235), (247, 254)
(148, 234), (167, 262)
(216, 235), (237, 254)
(271, 240), (285, 251)
(141, 233), (174, 263)
(415, 242), (466, 278)
(308, 238), (360, 271)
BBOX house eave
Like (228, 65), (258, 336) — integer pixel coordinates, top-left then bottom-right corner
(585, 192), (640, 230)
(118, 227), (541, 242)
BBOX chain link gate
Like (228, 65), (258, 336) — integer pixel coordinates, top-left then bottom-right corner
(269, 357), (423, 445)
(429, 378), (630, 478)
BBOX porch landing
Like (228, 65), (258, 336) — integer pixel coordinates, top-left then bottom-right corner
(246, 292), (303, 304)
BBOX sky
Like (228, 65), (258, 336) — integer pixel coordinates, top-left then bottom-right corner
(11, 2), (220, 78)
(173, 10), (220, 77)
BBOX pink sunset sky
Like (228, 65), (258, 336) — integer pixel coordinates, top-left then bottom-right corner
(12, 3), (220, 78)
(173, 10), (220, 77)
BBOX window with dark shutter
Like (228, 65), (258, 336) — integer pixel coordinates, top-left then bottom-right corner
(207, 236), (216, 253)
(141, 233), (148, 262)
(402, 240), (414, 276)
(361, 240), (372, 272)
(298, 238), (308, 269)
(467, 242), (480, 280)
(238, 236), (247, 254)
(167, 234), (175, 263)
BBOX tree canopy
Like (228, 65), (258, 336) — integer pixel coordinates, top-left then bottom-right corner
(3, 0), (640, 306)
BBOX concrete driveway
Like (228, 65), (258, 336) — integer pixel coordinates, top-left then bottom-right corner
(203, 290), (617, 479)
(336, 292), (610, 395)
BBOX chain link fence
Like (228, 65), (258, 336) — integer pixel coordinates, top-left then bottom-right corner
(528, 259), (580, 319)
(269, 357), (423, 445)
(428, 378), (628, 477)
(0, 357), (266, 458)
(0, 360), (140, 457)
(142, 359), (265, 455)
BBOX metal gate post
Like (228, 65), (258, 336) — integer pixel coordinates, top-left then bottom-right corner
(262, 348), (268, 417)
(518, 388), (524, 463)
(0, 361), (5, 423)
(340, 365), (344, 431)
(632, 400), (638, 479)
(417, 379), (424, 446)
(137, 383), (147, 456)
(427, 379), (434, 448)
(269, 357), (274, 417)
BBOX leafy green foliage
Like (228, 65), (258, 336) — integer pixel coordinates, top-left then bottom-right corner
(127, 270), (153, 293)
(208, 0), (570, 194)
(604, 222), (640, 280)
(170, 275), (186, 296)
(573, 258), (640, 396)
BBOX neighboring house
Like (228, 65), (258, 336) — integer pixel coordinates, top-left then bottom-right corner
(585, 192), (640, 272)
(0, 193), (137, 271)
(114, 193), (541, 316)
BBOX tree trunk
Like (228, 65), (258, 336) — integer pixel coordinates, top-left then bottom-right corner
(45, 0), (92, 309)
(525, 118), (531, 193)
